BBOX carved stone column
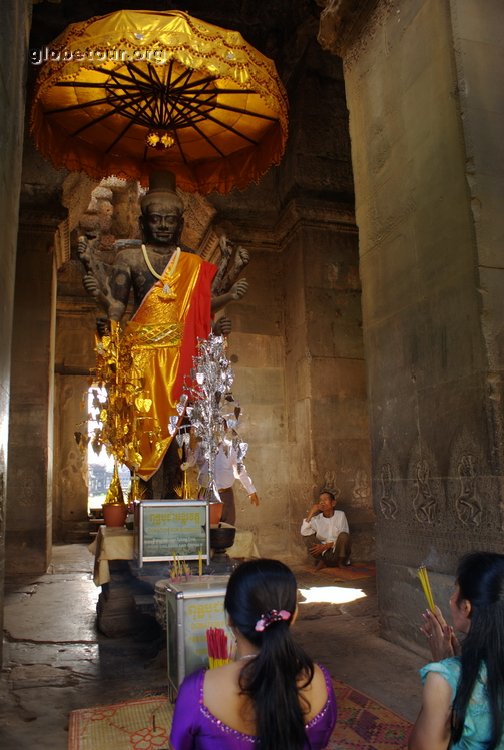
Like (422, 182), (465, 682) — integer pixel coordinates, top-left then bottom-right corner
(0, 0), (32, 666)
(211, 36), (373, 559)
(6, 204), (66, 574)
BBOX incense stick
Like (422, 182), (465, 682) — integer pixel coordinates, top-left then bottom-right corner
(206, 627), (231, 668)
(418, 565), (436, 611)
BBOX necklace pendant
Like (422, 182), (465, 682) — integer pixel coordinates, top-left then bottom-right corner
(158, 282), (176, 301)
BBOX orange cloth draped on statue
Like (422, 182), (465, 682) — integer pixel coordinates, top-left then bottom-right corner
(123, 251), (216, 481)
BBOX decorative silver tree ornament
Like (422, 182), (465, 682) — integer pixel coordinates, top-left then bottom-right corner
(170, 333), (247, 504)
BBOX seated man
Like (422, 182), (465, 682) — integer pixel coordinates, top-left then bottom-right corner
(301, 490), (351, 569)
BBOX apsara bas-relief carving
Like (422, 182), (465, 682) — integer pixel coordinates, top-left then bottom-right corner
(455, 453), (482, 526)
(378, 461), (397, 520)
(408, 443), (443, 525)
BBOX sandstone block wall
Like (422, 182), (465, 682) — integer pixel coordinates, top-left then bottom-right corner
(325, 0), (504, 652)
(0, 0), (32, 665)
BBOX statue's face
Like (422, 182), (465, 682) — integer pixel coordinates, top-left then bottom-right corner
(141, 201), (182, 246)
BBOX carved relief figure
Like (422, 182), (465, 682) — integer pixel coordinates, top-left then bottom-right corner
(455, 454), (482, 526)
(413, 459), (437, 524)
(379, 462), (398, 520)
(352, 468), (370, 504)
(322, 470), (341, 501)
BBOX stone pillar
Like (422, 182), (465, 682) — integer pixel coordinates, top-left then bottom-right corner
(213, 38), (372, 559)
(279, 39), (372, 558)
(6, 204), (63, 574)
(0, 0), (32, 664)
(53, 293), (99, 541)
(53, 372), (91, 541)
(222, 248), (287, 554)
(319, 0), (504, 651)
(281, 210), (372, 558)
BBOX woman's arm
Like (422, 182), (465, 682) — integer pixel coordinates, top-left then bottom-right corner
(169, 672), (201, 750)
(408, 672), (452, 750)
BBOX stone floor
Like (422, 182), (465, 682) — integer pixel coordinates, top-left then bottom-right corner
(0, 544), (425, 749)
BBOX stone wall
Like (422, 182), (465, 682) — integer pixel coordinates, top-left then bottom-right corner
(212, 39), (373, 561)
(319, 0), (504, 652)
(6, 143), (69, 573)
(0, 0), (32, 663)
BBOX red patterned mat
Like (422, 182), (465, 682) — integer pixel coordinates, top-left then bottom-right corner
(329, 679), (412, 749)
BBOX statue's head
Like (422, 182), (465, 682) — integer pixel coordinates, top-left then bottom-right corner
(139, 171), (184, 247)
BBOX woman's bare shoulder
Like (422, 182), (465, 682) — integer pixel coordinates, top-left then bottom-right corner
(299, 663), (332, 720)
(203, 663), (256, 735)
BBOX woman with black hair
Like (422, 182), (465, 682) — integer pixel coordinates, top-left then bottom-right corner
(170, 558), (337, 749)
(409, 551), (504, 750)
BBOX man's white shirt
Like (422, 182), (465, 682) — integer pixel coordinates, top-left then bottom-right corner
(300, 510), (349, 543)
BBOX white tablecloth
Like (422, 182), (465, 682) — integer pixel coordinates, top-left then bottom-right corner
(88, 526), (134, 586)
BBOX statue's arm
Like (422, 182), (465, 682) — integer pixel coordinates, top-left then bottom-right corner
(107, 253), (132, 322)
(78, 237), (131, 322)
(219, 245), (249, 292)
(78, 235), (115, 316)
(211, 235), (233, 296)
(211, 278), (249, 313)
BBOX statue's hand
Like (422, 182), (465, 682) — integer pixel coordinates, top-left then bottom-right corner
(108, 299), (126, 322)
(230, 278), (248, 300)
(83, 272), (100, 298)
(213, 317), (232, 336)
(77, 235), (92, 266)
(236, 246), (249, 265)
(83, 272), (124, 320)
(96, 318), (110, 337)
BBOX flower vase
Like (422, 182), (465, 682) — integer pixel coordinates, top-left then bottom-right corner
(102, 502), (128, 528)
(209, 501), (223, 526)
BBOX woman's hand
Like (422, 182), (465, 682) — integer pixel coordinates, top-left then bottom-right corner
(420, 606), (460, 660)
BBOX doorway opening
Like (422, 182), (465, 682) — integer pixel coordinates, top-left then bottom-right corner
(87, 385), (131, 517)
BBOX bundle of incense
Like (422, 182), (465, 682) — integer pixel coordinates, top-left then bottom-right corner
(181, 560), (191, 579)
(206, 627), (230, 669)
(169, 553), (185, 581)
(418, 565), (436, 611)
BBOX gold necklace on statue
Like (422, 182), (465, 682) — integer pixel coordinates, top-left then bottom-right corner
(142, 244), (181, 300)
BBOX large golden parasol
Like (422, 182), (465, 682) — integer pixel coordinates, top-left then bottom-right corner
(30, 9), (288, 194)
